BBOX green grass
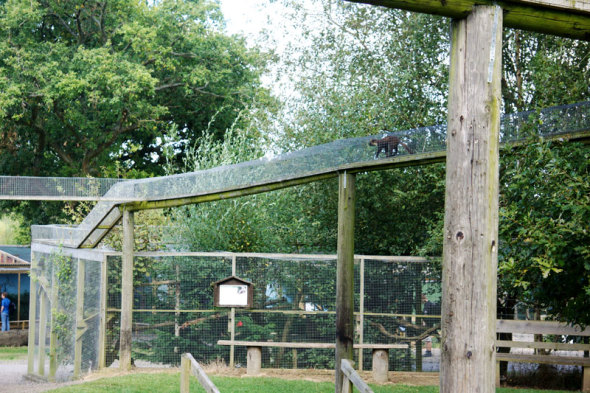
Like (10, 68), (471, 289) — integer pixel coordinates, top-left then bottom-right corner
(0, 346), (28, 360)
(45, 373), (573, 393)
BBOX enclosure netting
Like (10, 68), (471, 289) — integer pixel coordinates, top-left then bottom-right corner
(30, 245), (104, 381)
(100, 252), (441, 373)
(31, 101), (590, 248)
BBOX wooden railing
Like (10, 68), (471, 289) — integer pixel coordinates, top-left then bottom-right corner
(341, 359), (373, 393)
(180, 353), (220, 393)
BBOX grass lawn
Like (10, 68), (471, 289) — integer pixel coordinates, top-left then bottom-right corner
(45, 373), (573, 393)
(0, 346), (28, 360)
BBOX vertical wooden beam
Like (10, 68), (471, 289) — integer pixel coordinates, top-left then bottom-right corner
(335, 171), (356, 393)
(230, 254), (237, 368)
(27, 279), (38, 374)
(358, 258), (365, 371)
(48, 268), (58, 381)
(180, 353), (190, 393)
(38, 290), (47, 376)
(120, 209), (135, 371)
(441, 5), (502, 393)
(98, 255), (108, 369)
(17, 273), (21, 323)
(73, 259), (86, 379)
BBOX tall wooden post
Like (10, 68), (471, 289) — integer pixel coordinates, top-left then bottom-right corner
(441, 5), (502, 393)
(38, 290), (47, 376)
(73, 259), (86, 379)
(335, 171), (356, 393)
(98, 255), (108, 369)
(49, 268), (59, 381)
(27, 274), (38, 374)
(120, 209), (135, 371)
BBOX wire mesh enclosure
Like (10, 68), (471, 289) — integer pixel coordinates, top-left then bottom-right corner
(28, 244), (105, 382)
(30, 101), (590, 249)
(28, 245), (442, 381)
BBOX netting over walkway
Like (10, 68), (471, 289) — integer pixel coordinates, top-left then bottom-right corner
(0, 176), (128, 201)
(30, 101), (590, 248)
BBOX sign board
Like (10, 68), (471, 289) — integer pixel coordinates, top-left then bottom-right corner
(213, 276), (253, 308)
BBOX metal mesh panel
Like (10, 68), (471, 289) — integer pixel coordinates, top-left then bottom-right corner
(31, 102), (590, 247)
(29, 246), (104, 382)
(101, 252), (441, 372)
(0, 176), (127, 201)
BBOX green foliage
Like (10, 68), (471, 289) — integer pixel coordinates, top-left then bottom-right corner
(499, 137), (590, 326)
(0, 0), (268, 177)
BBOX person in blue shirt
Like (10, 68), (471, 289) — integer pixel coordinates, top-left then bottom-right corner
(1, 292), (10, 331)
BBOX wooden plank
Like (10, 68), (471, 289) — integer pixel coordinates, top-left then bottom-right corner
(38, 291), (47, 376)
(217, 340), (407, 349)
(441, 6), (502, 393)
(180, 354), (190, 393)
(98, 255), (108, 369)
(496, 319), (590, 336)
(73, 259), (86, 379)
(341, 359), (374, 393)
(496, 353), (590, 366)
(119, 209), (134, 371)
(345, 0), (590, 41)
(496, 340), (590, 351)
(48, 269), (58, 382)
(336, 172), (356, 393)
(184, 353), (221, 393)
(27, 278), (38, 374)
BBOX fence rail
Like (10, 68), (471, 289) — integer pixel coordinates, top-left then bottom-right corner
(180, 353), (220, 393)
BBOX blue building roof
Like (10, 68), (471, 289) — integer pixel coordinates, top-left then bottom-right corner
(0, 246), (31, 263)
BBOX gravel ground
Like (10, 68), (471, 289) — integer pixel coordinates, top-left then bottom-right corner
(0, 359), (81, 393)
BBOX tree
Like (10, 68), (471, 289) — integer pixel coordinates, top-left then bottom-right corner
(499, 137), (590, 326)
(0, 0), (269, 177)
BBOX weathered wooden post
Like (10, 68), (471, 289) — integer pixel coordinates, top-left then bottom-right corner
(37, 289), (47, 376)
(441, 5), (502, 393)
(48, 269), (59, 381)
(73, 259), (86, 379)
(120, 209), (135, 371)
(27, 272), (38, 374)
(335, 171), (356, 393)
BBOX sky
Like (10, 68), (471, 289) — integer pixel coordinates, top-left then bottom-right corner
(219, 0), (280, 41)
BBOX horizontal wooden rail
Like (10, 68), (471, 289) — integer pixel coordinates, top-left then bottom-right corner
(496, 319), (590, 336)
(180, 353), (219, 393)
(217, 340), (407, 349)
(496, 353), (590, 366)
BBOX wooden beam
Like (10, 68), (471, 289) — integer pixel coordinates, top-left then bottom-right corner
(48, 269), (58, 381)
(38, 290), (47, 376)
(27, 279), (37, 375)
(73, 259), (86, 379)
(346, 0), (590, 41)
(98, 255), (108, 369)
(120, 209), (134, 371)
(336, 172), (356, 393)
(441, 5), (502, 393)
(496, 319), (590, 336)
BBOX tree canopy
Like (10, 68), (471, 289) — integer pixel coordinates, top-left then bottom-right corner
(0, 0), (269, 177)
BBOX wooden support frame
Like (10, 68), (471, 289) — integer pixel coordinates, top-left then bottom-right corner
(335, 171), (356, 393)
(38, 289), (47, 376)
(73, 259), (86, 379)
(346, 0), (590, 41)
(48, 268), (58, 381)
(120, 209), (134, 371)
(441, 5), (502, 393)
(98, 254), (108, 369)
(27, 273), (38, 374)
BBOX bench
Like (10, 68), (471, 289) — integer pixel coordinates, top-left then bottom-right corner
(496, 319), (590, 392)
(217, 340), (407, 382)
